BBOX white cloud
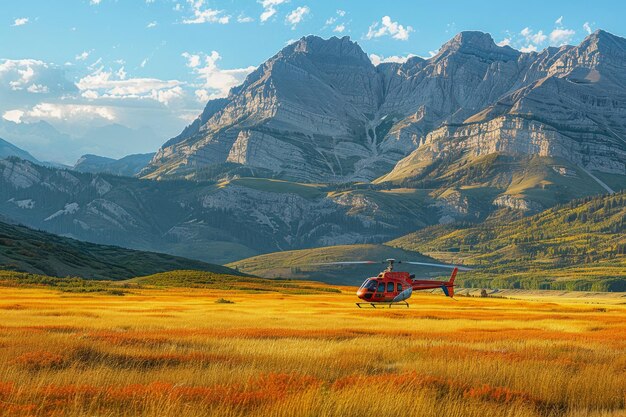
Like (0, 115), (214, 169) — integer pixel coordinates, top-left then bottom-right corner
(285, 6), (309, 29)
(90, 0), (101, 5)
(183, 0), (229, 24)
(12, 17), (29, 27)
(183, 50), (255, 101)
(76, 69), (184, 105)
(15, 103), (116, 122)
(555, 16), (563, 25)
(583, 22), (592, 34)
(259, 0), (289, 23)
(520, 45), (538, 53)
(497, 38), (511, 47)
(366, 16), (413, 41)
(0, 59), (76, 94)
(181, 52), (201, 68)
(325, 9), (347, 32)
(147, 21), (157, 28)
(140, 58), (148, 68)
(2, 110), (25, 123)
(369, 53), (417, 66)
(75, 51), (90, 61)
(26, 84), (49, 93)
(237, 14), (254, 23)
(520, 27), (547, 45)
(549, 28), (575, 45)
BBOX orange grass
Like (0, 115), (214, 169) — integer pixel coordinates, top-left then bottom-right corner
(0, 284), (624, 417)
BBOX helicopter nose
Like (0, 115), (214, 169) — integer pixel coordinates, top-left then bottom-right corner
(356, 288), (366, 299)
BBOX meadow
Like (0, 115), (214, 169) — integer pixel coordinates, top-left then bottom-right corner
(0, 277), (625, 417)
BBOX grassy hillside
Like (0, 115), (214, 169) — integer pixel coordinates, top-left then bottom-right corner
(0, 221), (243, 280)
(377, 153), (624, 214)
(389, 192), (626, 291)
(0, 269), (339, 295)
(228, 244), (447, 285)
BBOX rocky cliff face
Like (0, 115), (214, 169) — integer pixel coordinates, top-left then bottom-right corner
(381, 30), (626, 195)
(144, 31), (626, 188)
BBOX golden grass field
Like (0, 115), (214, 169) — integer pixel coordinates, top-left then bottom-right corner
(1, 282), (625, 417)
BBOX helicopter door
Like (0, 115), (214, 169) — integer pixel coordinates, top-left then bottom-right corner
(375, 281), (385, 299)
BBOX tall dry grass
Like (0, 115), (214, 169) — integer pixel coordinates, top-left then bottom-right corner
(0, 286), (624, 416)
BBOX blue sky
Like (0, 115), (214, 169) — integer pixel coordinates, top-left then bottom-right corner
(1, 0), (624, 162)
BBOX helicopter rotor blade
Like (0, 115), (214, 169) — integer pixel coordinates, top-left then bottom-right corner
(402, 261), (472, 271)
(310, 261), (381, 266)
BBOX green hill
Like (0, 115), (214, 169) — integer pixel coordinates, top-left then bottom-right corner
(227, 244), (446, 285)
(389, 192), (626, 291)
(0, 220), (243, 280)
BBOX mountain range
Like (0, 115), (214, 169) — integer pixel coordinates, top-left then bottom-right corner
(0, 30), (625, 278)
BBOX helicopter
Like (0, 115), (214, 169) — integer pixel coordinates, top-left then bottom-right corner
(315, 259), (471, 308)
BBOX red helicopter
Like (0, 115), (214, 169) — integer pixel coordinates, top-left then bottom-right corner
(317, 259), (471, 308)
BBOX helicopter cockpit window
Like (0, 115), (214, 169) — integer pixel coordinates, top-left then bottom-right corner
(363, 280), (377, 290)
(387, 282), (394, 292)
(397, 283), (403, 292)
(377, 282), (385, 293)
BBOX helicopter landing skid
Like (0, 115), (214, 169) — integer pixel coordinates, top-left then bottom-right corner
(356, 301), (409, 308)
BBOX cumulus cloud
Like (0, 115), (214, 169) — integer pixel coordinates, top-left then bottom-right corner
(548, 16), (576, 46)
(369, 53), (417, 66)
(520, 44), (538, 53)
(2, 109), (25, 123)
(183, 0), (229, 24)
(497, 38), (511, 47)
(366, 16), (413, 41)
(259, 0), (289, 23)
(12, 17), (29, 27)
(183, 50), (255, 101)
(325, 9), (347, 32)
(285, 6), (309, 29)
(237, 14), (254, 23)
(549, 28), (575, 45)
(583, 22), (593, 34)
(90, 0), (101, 5)
(0, 59), (77, 94)
(76, 69), (184, 105)
(520, 27), (547, 44)
(147, 21), (157, 28)
(75, 51), (90, 61)
(3, 103), (117, 129)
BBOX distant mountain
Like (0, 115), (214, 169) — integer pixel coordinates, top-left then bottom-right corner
(0, 219), (244, 280)
(0, 159), (434, 264)
(0, 137), (39, 163)
(143, 30), (626, 204)
(0, 120), (160, 165)
(0, 120), (73, 163)
(74, 153), (155, 177)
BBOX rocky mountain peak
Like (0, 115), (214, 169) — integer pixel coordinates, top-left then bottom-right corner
(578, 29), (626, 59)
(436, 31), (519, 61)
(285, 35), (371, 64)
